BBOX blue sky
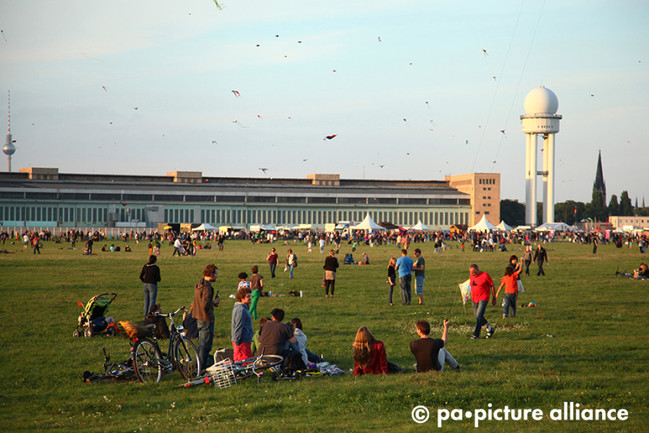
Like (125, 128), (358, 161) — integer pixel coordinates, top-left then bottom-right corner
(1, 0), (648, 204)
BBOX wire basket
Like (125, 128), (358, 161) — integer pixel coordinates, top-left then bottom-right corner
(206, 359), (236, 389)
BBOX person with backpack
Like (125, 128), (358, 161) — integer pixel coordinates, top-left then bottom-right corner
(286, 249), (297, 279)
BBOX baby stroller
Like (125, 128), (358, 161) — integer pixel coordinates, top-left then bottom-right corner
(73, 293), (119, 337)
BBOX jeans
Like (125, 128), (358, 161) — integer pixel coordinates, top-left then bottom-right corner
(197, 320), (214, 370)
(415, 276), (425, 295)
(437, 348), (460, 371)
(400, 275), (412, 305)
(472, 300), (490, 338)
(269, 262), (277, 278)
(503, 293), (517, 318)
(537, 262), (545, 276)
(289, 264), (294, 279)
(388, 283), (395, 304)
(325, 279), (335, 296)
(142, 283), (158, 316)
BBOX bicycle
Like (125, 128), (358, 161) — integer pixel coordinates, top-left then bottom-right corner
(181, 351), (283, 388)
(129, 306), (201, 384)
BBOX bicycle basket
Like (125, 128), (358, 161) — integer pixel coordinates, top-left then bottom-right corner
(206, 359), (236, 389)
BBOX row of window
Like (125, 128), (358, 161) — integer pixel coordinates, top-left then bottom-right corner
(479, 178), (496, 185)
(0, 205), (469, 227)
(9, 191), (467, 206)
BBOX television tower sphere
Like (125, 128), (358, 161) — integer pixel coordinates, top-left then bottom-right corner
(3, 135), (15, 156)
(523, 86), (559, 115)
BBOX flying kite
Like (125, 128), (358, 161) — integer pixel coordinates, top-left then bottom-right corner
(378, 36), (382, 42)
(324, 134), (337, 140)
(102, 86), (107, 92)
(1, 30), (7, 42)
(212, 0), (223, 10)
(232, 90), (240, 97)
(482, 49), (488, 56)
(259, 168), (269, 174)
(500, 129), (506, 136)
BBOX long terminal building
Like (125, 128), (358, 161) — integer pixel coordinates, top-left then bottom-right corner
(0, 168), (501, 230)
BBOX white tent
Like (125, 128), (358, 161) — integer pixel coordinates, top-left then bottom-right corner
(411, 220), (430, 231)
(350, 213), (385, 231)
(468, 215), (497, 232)
(496, 221), (513, 231)
(535, 222), (573, 232)
(192, 223), (218, 231)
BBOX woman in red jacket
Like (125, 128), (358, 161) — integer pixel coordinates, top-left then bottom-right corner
(352, 326), (388, 375)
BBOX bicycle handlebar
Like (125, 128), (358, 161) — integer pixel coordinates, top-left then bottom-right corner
(153, 305), (185, 318)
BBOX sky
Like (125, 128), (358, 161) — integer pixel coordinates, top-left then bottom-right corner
(1, 0), (648, 204)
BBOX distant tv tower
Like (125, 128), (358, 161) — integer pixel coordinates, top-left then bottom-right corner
(3, 90), (16, 172)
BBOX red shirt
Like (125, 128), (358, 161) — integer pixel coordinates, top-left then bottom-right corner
(353, 341), (388, 375)
(470, 271), (493, 303)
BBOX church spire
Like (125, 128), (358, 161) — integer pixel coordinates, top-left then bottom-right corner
(593, 150), (606, 204)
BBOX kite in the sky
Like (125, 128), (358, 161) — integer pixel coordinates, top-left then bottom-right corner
(102, 86), (107, 92)
(259, 168), (269, 174)
(233, 120), (248, 128)
(232, 90), (240, 97)
(500, 129), (506, 136)
(213, 0), (223, 10)
(1, 30), (7, 42)
(324, 134), (337, 140)
(378, 36), (382, 42)
(482, 49), (488, 56)
(257, 114), (263, 119)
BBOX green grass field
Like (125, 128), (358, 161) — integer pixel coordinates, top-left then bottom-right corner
(0, 237), (647, 432)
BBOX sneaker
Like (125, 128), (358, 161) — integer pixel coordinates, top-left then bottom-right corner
(486, 327), (495, 339)
(470, 335), (479, 340)
(452, 365), (462, 372)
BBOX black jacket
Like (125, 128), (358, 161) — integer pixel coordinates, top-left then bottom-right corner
(139, 263), (161, 284)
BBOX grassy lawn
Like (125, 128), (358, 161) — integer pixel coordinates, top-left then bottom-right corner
(0, 237), (647, 432)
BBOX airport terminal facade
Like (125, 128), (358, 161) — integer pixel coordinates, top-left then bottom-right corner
(0, 169), (500, 231)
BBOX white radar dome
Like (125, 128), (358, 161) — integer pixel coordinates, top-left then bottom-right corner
(524, 86), (559, 114)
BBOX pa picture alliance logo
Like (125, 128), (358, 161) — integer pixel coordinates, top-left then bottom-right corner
(411, 406), (430, 424)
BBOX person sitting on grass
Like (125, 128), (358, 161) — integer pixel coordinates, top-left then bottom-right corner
(344, 253), (356, 265)
(352, 326), (387, 375)
(410, 319), (460, 372)
(358, 252), (370, 265)
(250, 317), (271, 357)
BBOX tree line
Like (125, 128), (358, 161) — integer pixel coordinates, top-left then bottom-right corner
(500, 190), (647, 226)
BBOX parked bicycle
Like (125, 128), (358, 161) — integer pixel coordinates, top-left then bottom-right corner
(127, 306), (201, 383)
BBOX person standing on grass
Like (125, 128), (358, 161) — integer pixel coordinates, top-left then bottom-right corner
(496, 259), (522, 319)
(139, 255), (161, 317)
(533, 243), (548, 276)
(267, 247), (278, 278)
(249, 265), (264, 320)
(286, 249), (297, 279)
(231, 287), (253, 361)
(395, 249), (414, 305)
(387, 257), (397, 306)
(412, 248), (426, 305)
(522, 245), (533, 276)
(410, 319), (461, 372)
(469, 264), (496, 340)
(323, 249), (339, 298)
(190, 264), (221, 371)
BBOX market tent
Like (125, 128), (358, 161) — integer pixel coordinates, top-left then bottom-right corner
(535, 222), (573, 232)
(468, 215), (497, 232)
(350, 213), (385, 231)
(410, 220), (430, 231)
(496, 221), (513, 231)
(192, 223), (218, 231)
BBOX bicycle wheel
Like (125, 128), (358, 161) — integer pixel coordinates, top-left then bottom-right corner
(234, 354), (283, 379)
(174, 337), (201, 380)
(133, 339), (163, 384)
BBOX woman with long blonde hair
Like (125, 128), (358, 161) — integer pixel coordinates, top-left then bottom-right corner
(387, 257), (397, 306)
(352, 326), (388, 375)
